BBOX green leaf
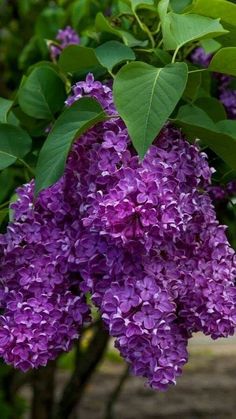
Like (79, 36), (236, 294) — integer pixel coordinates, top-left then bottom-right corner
(0, 124), (32, 170)
(183, 71), (202, 101)
(95, 12), (148, 47)
(189, 0), (236, 27)
(59, 45), (102, 73)
(153, 48), (172, 66)
(173, 105), (236, 170)
(170, 0), (192, 13)
(217, 120), (236, 138)
(194, 97), (226, 122)
(130, 0), (155, 11)
(35, 98), (107, 195)
(209, 47), (236, 76)
(0, 98), (13, 123)
(18, 67), (66, 120)
(113, 61), (188, 157)
(95, 41), (135, 71)
(162, 12), (227, 51)
(200, 39), (221, 54)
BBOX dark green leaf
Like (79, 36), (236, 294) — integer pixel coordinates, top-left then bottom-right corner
(35, 98), (107, 195)
(130, 0), (155, 11)
(18, 66), (66, 120)
(209, 47), (236, 76)
(173, 105), (236, 170)
(183, 71), (202, 101)
(194, 97), (227, 122)
(0, 124), (32, 170)
(59, 45), (101, 73)
(0, 99), (13, 123)
(113, 61), (188, 157)
(95, 41), (135, 71)
(95, 12), (148, 47)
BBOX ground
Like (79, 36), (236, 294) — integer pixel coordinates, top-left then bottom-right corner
(22, 334), (236, 419)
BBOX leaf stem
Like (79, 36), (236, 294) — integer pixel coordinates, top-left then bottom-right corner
(18, 159), (35, 176)
(172, 47), (180, 63)
(134, 11), (155, 48)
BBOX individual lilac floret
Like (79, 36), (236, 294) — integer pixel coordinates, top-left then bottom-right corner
(50, 26), (80, 60)
(0, 74), (236, 392)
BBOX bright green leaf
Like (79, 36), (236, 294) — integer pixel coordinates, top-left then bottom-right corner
(173, 105), (236, 170)
(189, 0), (236, 27)
(59, 45), (101, 73)
(0, 98), (13, 123)
(130, 0), (155, 11)
(200, 39), (221, 54)
(209, 47), (236, 76)
(113, 61), (188, 157)
(161, 12), (227, 51)
(95, 41), (135, 71)
(0, 124), (32, 170)
(170, 0), (192, 13)
(35, 98), (107, 195)
(18, 66), (66, 120)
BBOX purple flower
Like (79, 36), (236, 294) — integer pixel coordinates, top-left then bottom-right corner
(50, 26), (80, 60)
(0, 73), (235, 394)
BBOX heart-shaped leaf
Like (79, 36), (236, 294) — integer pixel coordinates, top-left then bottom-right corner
(59, 45), (102, 73)
(35, 98), (107, 195)
(113, 61), (188, 157)
(95, 41), (135, 72)
(0, 124), (32, 170)
(18, 66), (66, 120)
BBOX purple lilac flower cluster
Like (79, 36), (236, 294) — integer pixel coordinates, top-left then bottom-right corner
(0, 74), (236, 390)
(191, 47), (236, 118)
(50, 26), (80, 60)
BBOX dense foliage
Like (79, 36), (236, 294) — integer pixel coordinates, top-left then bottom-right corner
(0, 0), (236, 407)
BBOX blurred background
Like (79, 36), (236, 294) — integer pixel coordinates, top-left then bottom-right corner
(0, 1), (236, 418)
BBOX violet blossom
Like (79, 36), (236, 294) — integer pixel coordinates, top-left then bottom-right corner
(0, 74), (235, 392)
(50, 26), (80, 60)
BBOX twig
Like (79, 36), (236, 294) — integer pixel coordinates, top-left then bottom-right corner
(105, 364), (130, 419)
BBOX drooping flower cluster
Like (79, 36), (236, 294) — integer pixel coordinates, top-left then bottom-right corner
(190, 47), (236, 118)
(0, 74), (235, 390)
(50, 26), (80, 60)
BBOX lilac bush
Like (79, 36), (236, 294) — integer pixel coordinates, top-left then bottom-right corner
(0, 74), (235, 391)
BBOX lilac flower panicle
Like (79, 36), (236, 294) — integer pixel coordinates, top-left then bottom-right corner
(50, 26), (80, 60)
(0, 73), (235, 391)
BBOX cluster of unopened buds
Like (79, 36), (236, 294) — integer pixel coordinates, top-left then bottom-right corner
(0, 29), (235, 391)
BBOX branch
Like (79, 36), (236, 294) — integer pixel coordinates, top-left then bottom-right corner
(56, 320), (109, 419)
(105, 365), (129, 419)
